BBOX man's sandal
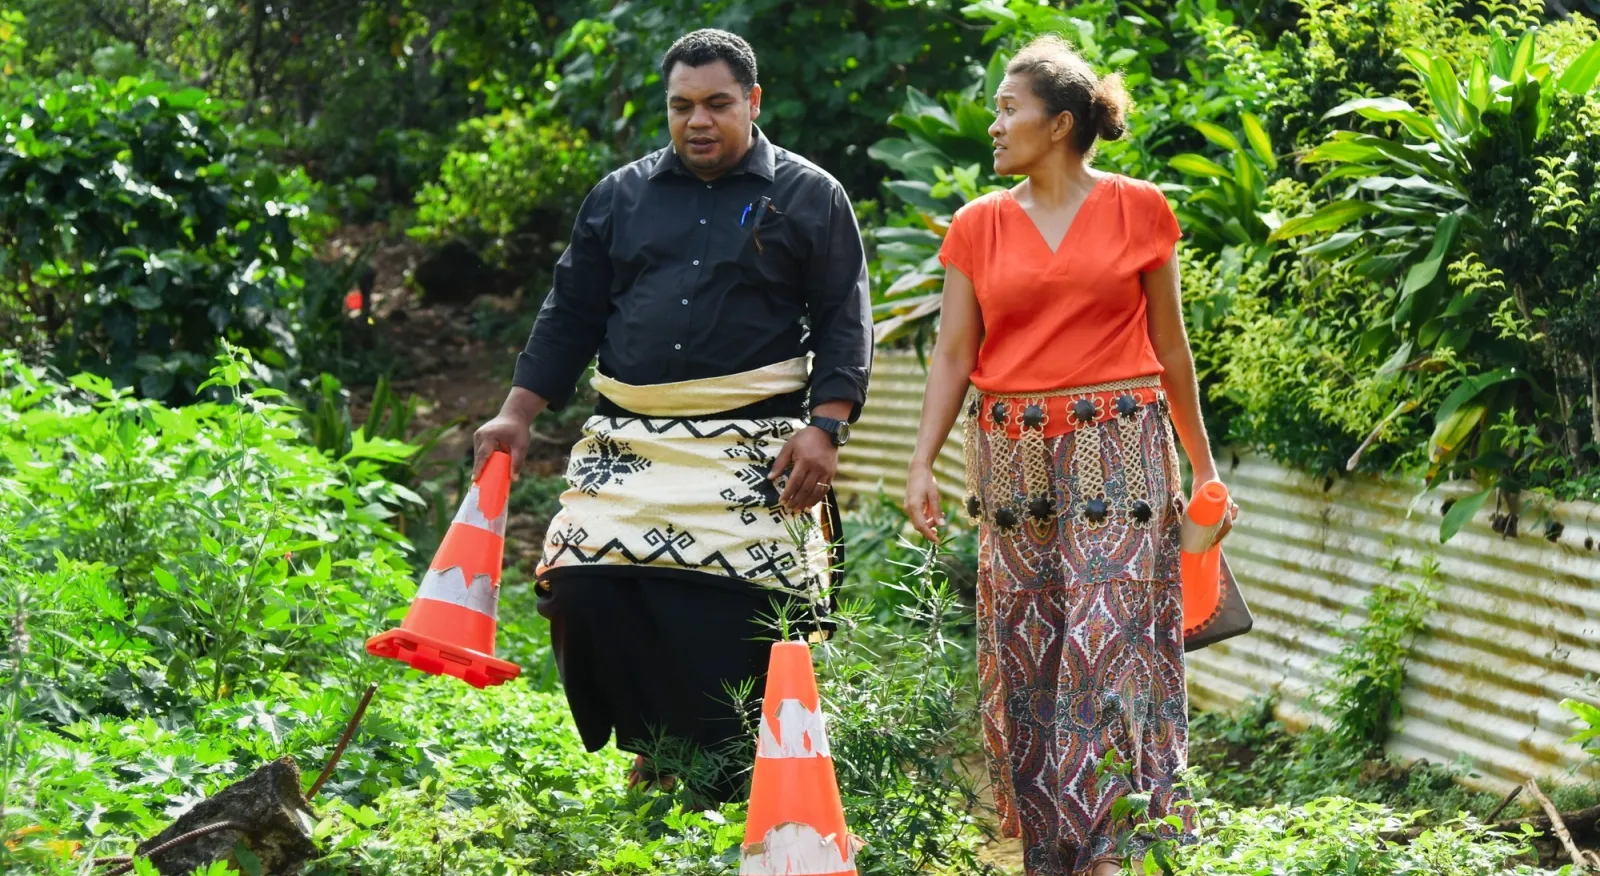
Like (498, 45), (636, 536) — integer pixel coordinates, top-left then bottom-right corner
(627, 754), (678, 792)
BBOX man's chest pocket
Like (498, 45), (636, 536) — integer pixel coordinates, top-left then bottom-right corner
(733, 203), (804, 284)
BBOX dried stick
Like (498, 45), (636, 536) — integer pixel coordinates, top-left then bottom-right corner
(1486, 784), (1523, 824)
(99, 820), (252, 875)
(1524, 778), (1592, 872)
(308, 682), (378, 800)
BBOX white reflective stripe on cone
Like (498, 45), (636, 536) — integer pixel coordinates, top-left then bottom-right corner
(415, 566), (499, 618)
(757, 699), (831, 759)
(740, 823), (857, 876)
(453, 484), (508, 536)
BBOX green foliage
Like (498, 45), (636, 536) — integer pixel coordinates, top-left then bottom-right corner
(1270, 17), (1600, 518)
(0, 69), (342, 402)
(865, 0), (1294, 346)
(538, 0), (984, 199)
(0, 346), (993, 875)
(1562, 694), (1600, 761)
(410, 108), (609, 269)
(1314, 554), (1442, 753)
(0, 347), (418, 722)
(1169, 796), (1544, 875)
(1165, 114), (1282, 253)
(810, 539), (989, 875)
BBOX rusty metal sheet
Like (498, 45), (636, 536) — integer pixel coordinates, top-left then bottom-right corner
(840, 350), (1600, 790)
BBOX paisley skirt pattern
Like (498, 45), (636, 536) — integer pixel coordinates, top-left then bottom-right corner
(969, 399), (1196, 875)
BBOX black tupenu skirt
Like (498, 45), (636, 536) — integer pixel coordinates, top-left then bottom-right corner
(536, 570), (810, 803)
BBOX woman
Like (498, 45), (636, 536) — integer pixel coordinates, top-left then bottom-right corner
(903, 35), (1236, 876)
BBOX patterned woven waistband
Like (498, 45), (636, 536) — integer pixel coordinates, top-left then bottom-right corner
(977, 374), (1162, 400)
(961, 374), (1173, 532)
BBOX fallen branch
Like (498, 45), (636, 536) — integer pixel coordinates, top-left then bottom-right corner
(308, 682), (378, 800)
(1525, 778), (1599, 872)
(97, 821), (252, 875)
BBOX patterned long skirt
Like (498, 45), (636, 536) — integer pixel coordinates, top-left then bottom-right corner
(964, 385), (1196, 875)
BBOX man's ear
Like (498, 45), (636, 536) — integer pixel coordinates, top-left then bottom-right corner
(749, 83), (762, 122)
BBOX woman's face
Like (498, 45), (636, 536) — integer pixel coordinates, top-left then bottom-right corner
(988, 74), (1071, 176)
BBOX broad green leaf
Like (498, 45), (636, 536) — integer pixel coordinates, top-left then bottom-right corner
(1490, 35), (1513, 79)
(884, 179), (948, 211)
(1435, 368), (1523, 426)
(1240, 112), (1276, 170)
(1510, 31), (1535, 82)
(884, 270), (940, 297)
(1325, 97), (1445, 144)
(1302, 140), (1388, 165)
(1270, 200), (1377, 241)
(1468, 59), (1491, 111)
(1556, 38), (1600, 95)
(1354, 175), (1463, 200)
(1169, 153), (1231, 179)
(1562, 698), (1600, 744)
(1440, 485), (1493, 543)
(1400, 213), (1462, 296)
(1302, 230), (1365, 256)
(1426, 56), (1467, 136)
(1233, 157), (1264, 211)
(68, 372), (118, 400)
(1192, 121), (1243, 153)
(1324, 96), (1416, 120)
(166, 88), (209, 109)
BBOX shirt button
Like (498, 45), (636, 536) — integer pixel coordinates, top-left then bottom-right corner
(699, 218), (707, 225)
(674, 344), (682, 350)
(681, 299), (689, 305)
(693, 259), (700, 265)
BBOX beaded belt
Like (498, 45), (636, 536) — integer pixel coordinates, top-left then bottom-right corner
(961, 375), (1170, 532)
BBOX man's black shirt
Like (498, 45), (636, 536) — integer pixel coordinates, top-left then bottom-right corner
(512, 126), (872, 421)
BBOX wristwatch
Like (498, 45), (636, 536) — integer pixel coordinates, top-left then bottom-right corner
(807, 415), (851, 447)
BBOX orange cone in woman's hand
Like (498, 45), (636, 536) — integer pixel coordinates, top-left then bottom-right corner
(366, 450), (521, 689)
(1180, 480), (1230, 637)
(740, 641), (863, 876)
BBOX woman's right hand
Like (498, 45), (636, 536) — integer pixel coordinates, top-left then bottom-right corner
(904, 464), (946, 542)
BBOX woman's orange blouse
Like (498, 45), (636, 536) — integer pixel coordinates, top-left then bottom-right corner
(938, 174), (1182, 394)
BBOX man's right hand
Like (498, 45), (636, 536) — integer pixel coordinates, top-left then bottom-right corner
(473, 413), (533, 481)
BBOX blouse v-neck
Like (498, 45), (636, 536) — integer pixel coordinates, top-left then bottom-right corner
(1001, 174), (1111, 256)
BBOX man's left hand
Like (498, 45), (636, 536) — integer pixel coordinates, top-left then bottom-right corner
(768, 425), (838, 513)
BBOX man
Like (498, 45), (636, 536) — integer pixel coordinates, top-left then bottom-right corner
(472, 28), (871, 803)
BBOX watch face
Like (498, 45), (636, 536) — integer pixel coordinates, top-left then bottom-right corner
(836, 422), (851, 444)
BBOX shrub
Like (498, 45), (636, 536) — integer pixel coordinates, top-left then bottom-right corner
(1168, 796), (1543, 875)
(409, 107), (609, 271)
(0, 347), (419, 725)
(1271, 19), (1600, 519)
(0, 71), (343, 402)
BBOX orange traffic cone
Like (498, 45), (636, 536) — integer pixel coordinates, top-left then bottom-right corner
(366, 450), (521, 689)
(1180, 479), (1230, 636)
(740, 641), (863, 876)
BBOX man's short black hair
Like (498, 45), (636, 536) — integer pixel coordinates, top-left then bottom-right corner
(660, 29), (758, 94)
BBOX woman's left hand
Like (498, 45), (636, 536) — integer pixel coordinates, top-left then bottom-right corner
(1196, 476), (1240, 545)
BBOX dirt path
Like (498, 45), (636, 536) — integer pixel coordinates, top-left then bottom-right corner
(323, 224), (560, 471)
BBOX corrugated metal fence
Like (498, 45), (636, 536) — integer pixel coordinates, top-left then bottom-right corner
(838, 350), (1600, 790)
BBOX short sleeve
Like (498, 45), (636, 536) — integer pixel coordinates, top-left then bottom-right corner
(938, 206), (977, 281)
(1145, 187), (1182, 271)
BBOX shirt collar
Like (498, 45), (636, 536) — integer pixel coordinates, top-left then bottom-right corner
(650, 125), (776, 182)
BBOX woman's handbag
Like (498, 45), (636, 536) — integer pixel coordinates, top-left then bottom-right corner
(1183, 550), (1254, 652)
